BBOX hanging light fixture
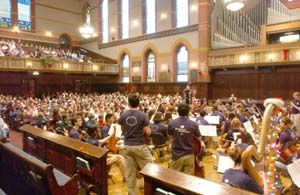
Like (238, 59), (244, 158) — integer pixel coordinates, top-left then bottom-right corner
(225, 0), (245, 11)
(79, 24), (94, 39)
(79, 6), (94, 39)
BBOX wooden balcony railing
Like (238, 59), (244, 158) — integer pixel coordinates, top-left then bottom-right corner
(0, 56), (119, 74)
(209, 42), (300, 69)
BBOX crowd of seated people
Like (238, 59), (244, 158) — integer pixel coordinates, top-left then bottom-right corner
(0, 91), (299, 194)
(0, 38), (91, 62)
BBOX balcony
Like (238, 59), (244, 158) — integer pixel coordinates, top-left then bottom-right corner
(209, 42), (300, 69)
(0, 56), (119, 75)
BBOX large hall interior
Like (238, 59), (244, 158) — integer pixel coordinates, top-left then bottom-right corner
(0, 0), (300, 195)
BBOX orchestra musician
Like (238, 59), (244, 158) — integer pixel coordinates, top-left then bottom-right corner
(275, 116), (298, 168)
(222, 146), (268, 195)
(86, 126), (126, 182)
(274, 116), (299, 192)
(118, 94), (152, 195)
(183, 85), (194, 105)
(167, 103), (202, 175)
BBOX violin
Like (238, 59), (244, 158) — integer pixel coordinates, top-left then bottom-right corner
(108, 135), (118, 153)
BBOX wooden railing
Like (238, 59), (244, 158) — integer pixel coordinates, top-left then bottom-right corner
(209, 42), (300, 69)
(0, 56), (119, 74)
(140, 163), (258, 195)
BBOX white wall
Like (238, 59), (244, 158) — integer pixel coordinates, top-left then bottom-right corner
(35, 0), (82, 41)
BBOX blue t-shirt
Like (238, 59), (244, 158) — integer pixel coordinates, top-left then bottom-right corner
(279, 128), (296, 151)
(68, 129), (80, 140)
(101, 124), (110, 138)
(86, 137), (99, 146)
(168, 117), (201, 160)
(291, 99), (300, 114)
(150, 122), (168, 138)
(222, 169), (263, 194)
(118, 109), (150, 146)
(196, 117), (209, 125)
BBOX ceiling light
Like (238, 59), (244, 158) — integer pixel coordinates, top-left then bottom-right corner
(79, 24), (94, 39)
(225, 0), (245, 11)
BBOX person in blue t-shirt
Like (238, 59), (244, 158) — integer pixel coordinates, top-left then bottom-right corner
(222, 146), (268, 195)
(168, 103), (202, 175)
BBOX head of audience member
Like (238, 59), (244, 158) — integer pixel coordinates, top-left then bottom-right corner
(128, 94), (139, 108)
(153, 112), (163, 123)
(71, 117), (82, 127)
(105, 113), (114, 125)
(199, 109), (206, 117)
(87, 126), (98, 137)
(228, 112), (236, 120)
(231, 118), (241, 130)
(177, 103), (189, 117)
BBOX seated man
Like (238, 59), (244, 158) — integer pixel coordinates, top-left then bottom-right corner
(86, 127), (126, 182)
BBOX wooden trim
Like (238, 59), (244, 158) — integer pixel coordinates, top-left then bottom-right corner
(98, 24), (198, 48)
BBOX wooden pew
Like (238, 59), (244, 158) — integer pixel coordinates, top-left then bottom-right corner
(140, 163), (258, 195)
(19, 124), (109, 195)
(0, 141), (79, 195)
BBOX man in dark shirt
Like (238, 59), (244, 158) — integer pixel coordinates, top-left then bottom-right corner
(118, 94), (152, 195)
(101, 113), (115, 139)
(290, 91), (300, 136)
(168, 103), (202, 175)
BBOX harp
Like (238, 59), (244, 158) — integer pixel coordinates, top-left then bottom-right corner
(241, 98), (284, 188)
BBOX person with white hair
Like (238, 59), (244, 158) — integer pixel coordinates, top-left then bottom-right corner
(0, 117), (9, 140)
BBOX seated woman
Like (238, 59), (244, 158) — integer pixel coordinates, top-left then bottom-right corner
(222, 146), (268, 195)
(215, 117), (241, 168)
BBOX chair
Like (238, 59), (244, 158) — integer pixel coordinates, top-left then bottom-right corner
(150, 133), (170, 163)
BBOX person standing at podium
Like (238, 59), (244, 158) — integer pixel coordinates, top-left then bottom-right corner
(118, 94), (152, 195)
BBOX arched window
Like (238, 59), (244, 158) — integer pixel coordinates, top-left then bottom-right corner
(176, 46), (188, 82)
(121, 0), (129, 39)
(122, 54), (129, 83)
(146, 0), (156, 34)
(102, 0), (108, 43)
(146, 51), (155, 82)
(0, 0), (11, 28)
(176, 0), (188, 28)
(18, 0), (32, 31)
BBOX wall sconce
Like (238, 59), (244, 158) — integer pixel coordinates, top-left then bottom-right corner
(161, 64), (168, 71)
(45, 31), (52, 37)
(32, 71), (39, 76)
(191, 62), (198, 69)
(296, 50), (300, 60)
(267, 53), (276, 62)
(92, 33), (98, 37)
(240, 54), (249, 63)
(133, 67), (139, 73)
(63, 63), (69, 70)
(26, 61), (32, 68)
(92, 65), (98, 71)
(160, 13), (167, 20)
(132, 20), (139, 27)
(110, 27), (116, 33)
(13, 26), (19, 33)
(191, 5), (198, 12)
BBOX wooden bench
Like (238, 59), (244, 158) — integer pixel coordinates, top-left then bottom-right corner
(140, 163), (258, 195)
(0, 141), (79, 195)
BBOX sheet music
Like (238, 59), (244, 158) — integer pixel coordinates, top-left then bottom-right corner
(108, 123), (122, 138)
(243, 121), (254, 133)
(217, 155), (234, 173)
(190, 117), (197, 122)
(287, 159), (300, 188)
(204, 115), (220, 125)
(199, 125), (217, 136)
(253, 115), (259, 124)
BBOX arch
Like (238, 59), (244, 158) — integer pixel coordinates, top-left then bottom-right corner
(141, 44), (159, 83)
(58, 33), (72, 49)
(170, 38), (193, 53)
(118, 48), (132, 83)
